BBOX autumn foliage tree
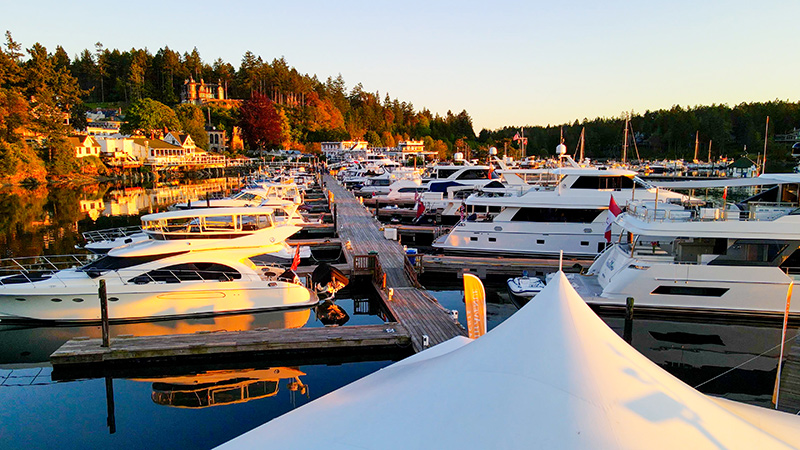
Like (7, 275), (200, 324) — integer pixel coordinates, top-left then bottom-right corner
(239, 92), (288, 149)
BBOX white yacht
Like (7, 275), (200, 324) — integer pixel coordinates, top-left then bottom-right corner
(173, 183), (303, 210)
(433, 167), (688, 258)
(0, 207), (318, 323)
(565, 199), (800, 318)
(356, 167), (422, 197)
(81, 203), (309, 254)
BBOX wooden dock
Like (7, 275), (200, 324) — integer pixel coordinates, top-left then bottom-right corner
(51, 324), (411, 376)
(325, 174), (467, 352)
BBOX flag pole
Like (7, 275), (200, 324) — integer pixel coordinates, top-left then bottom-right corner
(774, 282), (793, 409)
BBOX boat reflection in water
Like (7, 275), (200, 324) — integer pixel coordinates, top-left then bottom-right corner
(0, 308), (312, 365)
(135, 367), (308, 409)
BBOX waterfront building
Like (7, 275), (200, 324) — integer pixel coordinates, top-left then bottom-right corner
(164, 131), (198, 154)
(85, 120), (121, 136)
(206, 127), (227, 152)
(321, 141), (369, 160)
(728, 157), (758, 178)
(67, 135), (101, 158)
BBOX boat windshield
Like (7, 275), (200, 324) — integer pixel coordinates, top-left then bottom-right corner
(633, 176), (655, 189)
(78, 251), (188, 277)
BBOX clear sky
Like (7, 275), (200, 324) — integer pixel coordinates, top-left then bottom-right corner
(3, 0), (798, 131)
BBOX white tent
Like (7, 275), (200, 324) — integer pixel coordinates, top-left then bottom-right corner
(216, 272), (800, 449)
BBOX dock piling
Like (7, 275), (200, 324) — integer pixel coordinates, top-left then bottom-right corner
(99, 280), (110, 348)
(624, 297), (634, 344)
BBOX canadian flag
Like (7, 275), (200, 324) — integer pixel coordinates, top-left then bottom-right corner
(604, 196), (623, 242)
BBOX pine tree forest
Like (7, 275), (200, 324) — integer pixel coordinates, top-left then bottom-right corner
(2, 31), (800, 182)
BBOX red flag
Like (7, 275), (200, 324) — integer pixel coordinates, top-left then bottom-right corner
(604, 196), (623, 242)
(290, 245), (301, 271)
(722, 186), (728, 203)
(512, 132), (521, 141)
(414, 198), (425, 221)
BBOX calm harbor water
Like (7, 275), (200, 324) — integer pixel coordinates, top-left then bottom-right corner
(0, 180), (794, 449)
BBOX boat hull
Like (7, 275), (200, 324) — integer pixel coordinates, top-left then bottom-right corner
(0, 280), (318, 324)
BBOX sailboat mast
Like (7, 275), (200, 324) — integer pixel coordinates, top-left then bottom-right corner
(580, 127), (585, 162)
(622, 117), (629, 164)
(763, 116), (770, 175)
(694, 131), (699, 162)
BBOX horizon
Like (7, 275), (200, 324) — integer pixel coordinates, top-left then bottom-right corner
(5, 0), (799, 132)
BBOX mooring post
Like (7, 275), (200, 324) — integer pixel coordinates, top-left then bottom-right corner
(99, 279), (110, 348)
(623, 297), (634, 344)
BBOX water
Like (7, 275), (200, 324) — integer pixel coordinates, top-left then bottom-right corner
(0, 180), (794, 448)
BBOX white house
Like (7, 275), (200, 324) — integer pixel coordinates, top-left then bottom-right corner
(67, 135), (101, 158)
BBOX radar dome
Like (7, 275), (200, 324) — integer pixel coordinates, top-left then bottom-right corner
(556, 144), (567, 155)
(454, 152), (465, 161)
(489, 147), (497, 156)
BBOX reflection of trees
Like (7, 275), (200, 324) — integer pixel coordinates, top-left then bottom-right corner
(0, 185), (50, 257)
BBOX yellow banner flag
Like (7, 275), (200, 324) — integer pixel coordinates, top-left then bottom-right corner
(463, 273), (486, 339)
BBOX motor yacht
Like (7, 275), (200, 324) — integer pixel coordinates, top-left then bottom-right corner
(0, 207), (318, 323)
(433, 167), (689, 258)
(564, 199), (800, 318)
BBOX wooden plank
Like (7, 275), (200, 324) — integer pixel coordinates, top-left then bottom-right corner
(51, 323), (410, 366)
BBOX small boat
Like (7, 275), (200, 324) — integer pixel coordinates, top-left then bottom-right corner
(506, 274), (545, 308)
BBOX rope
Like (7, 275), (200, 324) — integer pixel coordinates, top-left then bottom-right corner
(694, 333), (797, 389)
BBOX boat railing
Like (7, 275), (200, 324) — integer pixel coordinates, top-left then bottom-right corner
(0, 254), (100, 287)
(82, 226), (143, 243)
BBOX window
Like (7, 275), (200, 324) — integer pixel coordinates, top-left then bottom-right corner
(204, 215), (235, 231)
(470, 237), (478, 241)
(79, 252), (188, 277)
(511, 208), (604, 223)
(128, 263), (242, 284)
(651, 286), (729, 297)
(239, 214), (273, 230)
(457, 169), (488, 180)
(570, 176), (635, 190)
(437, 168), (459, 179)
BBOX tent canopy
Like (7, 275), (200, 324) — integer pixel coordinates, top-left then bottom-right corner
(216, 272), (800, 449)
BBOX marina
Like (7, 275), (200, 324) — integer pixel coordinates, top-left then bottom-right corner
(3, 5), (800, 446)
(3, 170), (800, 449)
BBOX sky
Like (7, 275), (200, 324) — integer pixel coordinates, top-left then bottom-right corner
(3, 0), (799, 131)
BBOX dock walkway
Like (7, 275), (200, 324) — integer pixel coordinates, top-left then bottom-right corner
(324, 174), (466, 351)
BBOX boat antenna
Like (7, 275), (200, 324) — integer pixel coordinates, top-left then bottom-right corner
(559, 250), (563, 272)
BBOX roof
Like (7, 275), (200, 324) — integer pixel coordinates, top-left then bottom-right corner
(729, 157), (757, 169)
(131, 138), (184, 150)
(214, 272), (800, 449)
(67, 135), (100, 147)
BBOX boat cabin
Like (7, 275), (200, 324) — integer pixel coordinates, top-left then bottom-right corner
(141, 208), (276, 240)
